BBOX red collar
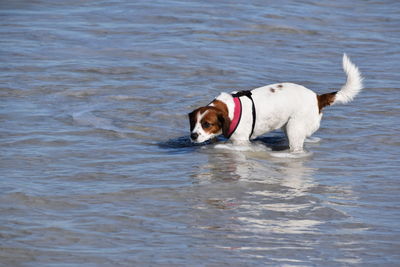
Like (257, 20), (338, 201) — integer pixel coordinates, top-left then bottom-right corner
(226, 97), (242, 138)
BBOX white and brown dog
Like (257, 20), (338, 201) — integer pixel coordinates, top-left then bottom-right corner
(188, 54), (363, 152)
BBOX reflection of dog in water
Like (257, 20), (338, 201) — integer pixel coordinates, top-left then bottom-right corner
(193, 146), (324, 234)
(188, 54), (363, 152)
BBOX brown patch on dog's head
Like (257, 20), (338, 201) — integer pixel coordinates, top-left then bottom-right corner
(211, 100), (228, 115)
(209, 100), (230, 137)
(195, 106), (230, 136)
(200, 107), (225, 135)
(188, 100), (231, 141)
(270, 88), (276, 93)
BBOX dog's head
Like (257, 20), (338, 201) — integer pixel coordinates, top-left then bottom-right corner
(188, 103), (230, 143)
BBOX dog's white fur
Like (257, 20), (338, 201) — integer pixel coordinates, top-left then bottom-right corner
(190, 54), (363, 152)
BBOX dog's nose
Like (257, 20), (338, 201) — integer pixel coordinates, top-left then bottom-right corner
(190, 132), (199, 140)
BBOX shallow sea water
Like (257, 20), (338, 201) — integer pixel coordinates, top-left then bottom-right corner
(1, 0), (400, 266)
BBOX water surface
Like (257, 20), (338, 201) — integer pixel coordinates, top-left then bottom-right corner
(1, 0), (400, 266)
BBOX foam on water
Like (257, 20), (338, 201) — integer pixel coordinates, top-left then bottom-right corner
(269, 150), (314, 159)
(213, 142), (270, 152)
(213, 141), (313, 159)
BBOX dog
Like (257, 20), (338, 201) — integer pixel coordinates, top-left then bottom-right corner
(188, 54), (363, 152)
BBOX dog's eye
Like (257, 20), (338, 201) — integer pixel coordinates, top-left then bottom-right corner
(202, 122), (211, 129)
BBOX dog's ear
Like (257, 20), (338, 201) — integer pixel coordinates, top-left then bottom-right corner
(218, 112), (231, 138)
(188, 110), (197, 132)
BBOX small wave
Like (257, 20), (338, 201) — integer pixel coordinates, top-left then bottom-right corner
(252, 24), (319, 35)
(305, 137), (321, 143)
(270, 150), (313, 159)
(213, 142), (269, 152)
(63, 89), (100, 98)
(109, 95), (138, 101)
(4, 192), (84, 209)
(109, 95), (165, 104)
(75, 66), (139, 75)
(72, 110), (126, 136)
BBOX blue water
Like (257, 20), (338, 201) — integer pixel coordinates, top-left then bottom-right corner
(1, 0), (400, 265)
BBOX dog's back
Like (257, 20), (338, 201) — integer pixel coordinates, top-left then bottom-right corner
(249, 83), (319, 137)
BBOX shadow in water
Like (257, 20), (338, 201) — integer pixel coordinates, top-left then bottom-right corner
(157, 135), (227, 153)
(253, 133), (289, 151)
(157, 136), (214, 151)
(158, 132), (289, 151)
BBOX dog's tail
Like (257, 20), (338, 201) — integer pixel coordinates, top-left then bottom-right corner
(317, 54), (363, 112)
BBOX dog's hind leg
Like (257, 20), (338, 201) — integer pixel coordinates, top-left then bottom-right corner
(284, 119), (308, 153)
